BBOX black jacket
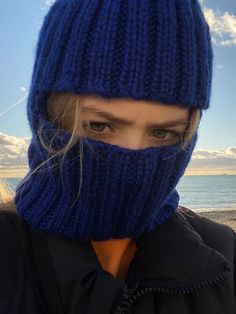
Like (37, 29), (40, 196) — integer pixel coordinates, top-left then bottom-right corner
(0, 207), (235, 314)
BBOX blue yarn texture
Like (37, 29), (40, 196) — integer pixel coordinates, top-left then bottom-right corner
(15, 112), (198, 240)
(14, 0), (213, 240)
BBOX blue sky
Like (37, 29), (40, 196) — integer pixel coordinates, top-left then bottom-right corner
(0, 0), (236, 177)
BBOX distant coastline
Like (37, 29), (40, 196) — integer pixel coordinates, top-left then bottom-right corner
(1, 173), (236, 179)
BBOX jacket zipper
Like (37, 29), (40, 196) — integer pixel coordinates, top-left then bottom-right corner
(113, 266), (231, 314)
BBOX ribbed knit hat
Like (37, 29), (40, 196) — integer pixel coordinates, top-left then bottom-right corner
(28, 0), (213, 134)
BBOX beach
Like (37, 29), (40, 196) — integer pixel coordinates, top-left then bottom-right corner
(197, 209), (236, 232)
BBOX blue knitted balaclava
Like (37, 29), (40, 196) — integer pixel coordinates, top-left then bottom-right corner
(15, 0), (213, 241)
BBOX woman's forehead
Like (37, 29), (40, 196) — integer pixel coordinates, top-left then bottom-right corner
(79, 94), (190, 117)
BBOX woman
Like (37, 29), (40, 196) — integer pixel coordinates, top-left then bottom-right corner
(0, 0), (235, 313)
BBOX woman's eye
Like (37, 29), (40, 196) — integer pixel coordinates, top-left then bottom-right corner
(152, 129), (182, 143)
(153, 129), (172, 139)
(83, 121), (111, 133)
(82, 121), (181, 144)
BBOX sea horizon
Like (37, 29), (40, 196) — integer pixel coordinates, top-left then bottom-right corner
(2, 175), (236, 213)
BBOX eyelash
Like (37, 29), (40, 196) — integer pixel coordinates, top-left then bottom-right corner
(82, 121), (183, 143)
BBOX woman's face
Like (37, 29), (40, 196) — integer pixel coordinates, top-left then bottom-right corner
(79, 94), (190, 149)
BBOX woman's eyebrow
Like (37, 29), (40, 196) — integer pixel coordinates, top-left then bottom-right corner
(82, 106), (190, 128)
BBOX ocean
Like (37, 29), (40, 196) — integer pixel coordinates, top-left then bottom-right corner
(3, 175), (236, 212)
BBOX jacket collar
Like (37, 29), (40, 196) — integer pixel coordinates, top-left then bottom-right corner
(126, 209), (231, 287)
(43, 209), (231, 289)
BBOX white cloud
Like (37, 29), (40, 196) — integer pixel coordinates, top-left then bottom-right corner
(20, 86), (26, 93)
(0, 133), (31, 177)
(45, 0), (56, 6)
(203, 7), (236, 47)
(216, 64), (226, 70)
(187, 147), (236, 175)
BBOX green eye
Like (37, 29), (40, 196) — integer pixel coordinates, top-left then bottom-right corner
(89, 122), (107, 132)
(153, 129), (169, 139)
(82, 121), (112, 140)
(82, 121), (182, 145)
(151, 129), (182, 144)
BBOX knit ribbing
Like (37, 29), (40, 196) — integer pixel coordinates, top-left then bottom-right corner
(15, 116), (198, 240)
(27, 0), (213, 133)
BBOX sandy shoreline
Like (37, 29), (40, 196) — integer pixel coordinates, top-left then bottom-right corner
(196, 209), (236, 232)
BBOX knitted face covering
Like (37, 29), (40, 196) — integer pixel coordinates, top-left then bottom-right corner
(14, 0), (213, 241)
(15, 107), (197, 241)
